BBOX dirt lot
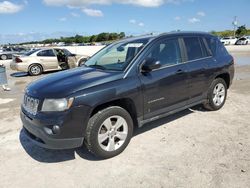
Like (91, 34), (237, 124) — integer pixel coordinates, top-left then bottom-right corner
(0, 54), (249, 188)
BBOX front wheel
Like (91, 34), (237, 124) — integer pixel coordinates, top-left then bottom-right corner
(84, 106), (133, 159)
(203, 78), (227, 111)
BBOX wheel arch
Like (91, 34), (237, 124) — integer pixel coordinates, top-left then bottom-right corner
(215, 72), (230, 89)
(90, 98), (138, 127)
(28, 63), (44, 71)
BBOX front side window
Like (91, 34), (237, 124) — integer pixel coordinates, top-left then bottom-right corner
(37, 50), (55, 57)
(63, 49), (72, 56)
(146, 38), (182, 67)
(85, 38), (150, 71)
(183, 37), (203, 61)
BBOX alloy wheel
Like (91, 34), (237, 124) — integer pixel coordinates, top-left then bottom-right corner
(213, 83), (225, 106)
(98, 115), (128, 152)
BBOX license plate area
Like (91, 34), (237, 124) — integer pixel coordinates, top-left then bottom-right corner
(23, 95), (39, 116)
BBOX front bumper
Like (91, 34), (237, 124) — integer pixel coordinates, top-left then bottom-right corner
(20, 106), (90, 149)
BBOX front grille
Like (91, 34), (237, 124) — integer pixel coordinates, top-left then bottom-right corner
(22, 94), (40, 116)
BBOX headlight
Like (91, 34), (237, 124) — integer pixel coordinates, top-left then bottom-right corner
(41, 98), (74, 112)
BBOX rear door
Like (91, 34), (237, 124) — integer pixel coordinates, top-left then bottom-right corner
(182, 36), (212, 104)
(37, 49), (59, 70)
(139, 37), (189, 120)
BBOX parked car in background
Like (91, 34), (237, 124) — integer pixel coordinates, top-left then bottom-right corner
(220, 37), (237, 45)
(10, 48), (89, 76)
(235, 36), (250, 45)
(0, 47), (29, 60)
(21, 32), (234, 158)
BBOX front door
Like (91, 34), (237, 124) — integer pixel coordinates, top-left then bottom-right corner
(139, 37), (189, 120)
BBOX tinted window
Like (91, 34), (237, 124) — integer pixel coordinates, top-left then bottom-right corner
(205, 37), (217, 56)
(147, 38), (182, 67)
(37, 50), (55, 57)
(25, 49), (40, 56)
(183, 37), (203, 61)
(217, 40), (228, 56)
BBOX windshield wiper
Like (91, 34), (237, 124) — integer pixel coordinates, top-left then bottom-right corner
(88, 64), (106, 70)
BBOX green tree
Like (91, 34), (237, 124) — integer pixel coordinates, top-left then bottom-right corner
(119, 32), (125, 39)
(90, 35), (97, 42)
(236, 25), (247, 37)
(96, 33), (109, 41)
(74, 34), (83, 43)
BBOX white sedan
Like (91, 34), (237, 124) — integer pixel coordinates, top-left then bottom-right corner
(10, 48), (89, 76)
(220, 37), (237, 45)
(235, 36), (250, 45)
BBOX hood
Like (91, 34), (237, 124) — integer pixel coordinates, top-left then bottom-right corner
(26, 67), (123, 98)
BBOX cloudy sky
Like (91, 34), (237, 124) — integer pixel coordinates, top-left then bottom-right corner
(0, 0), (249, 44)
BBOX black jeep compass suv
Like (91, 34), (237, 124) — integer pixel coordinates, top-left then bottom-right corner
(21, 32), (234, 158)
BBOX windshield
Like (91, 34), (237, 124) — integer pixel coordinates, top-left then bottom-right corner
(84, 38), (150, 71)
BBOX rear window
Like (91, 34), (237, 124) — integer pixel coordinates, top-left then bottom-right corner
(183, 37), (203, 61)
(25, 49), (40, 56)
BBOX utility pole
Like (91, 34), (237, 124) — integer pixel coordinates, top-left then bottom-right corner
(232, 16), (238, 38)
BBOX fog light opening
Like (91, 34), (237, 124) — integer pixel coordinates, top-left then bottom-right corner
(52, 125), (60, 135)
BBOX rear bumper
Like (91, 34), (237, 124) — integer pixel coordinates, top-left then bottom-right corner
(21, 111), (84, 149)
(10, 62), (28, 72)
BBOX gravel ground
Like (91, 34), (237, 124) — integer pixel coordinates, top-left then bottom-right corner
(0, 54), (249, 188)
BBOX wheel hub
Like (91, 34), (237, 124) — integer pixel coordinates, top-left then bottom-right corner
(109, 129), (116, 137)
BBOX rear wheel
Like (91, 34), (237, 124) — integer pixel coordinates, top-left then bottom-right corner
(203, 78), (227, 111)
(29, 64), (43, 76)
(0, 54), (7, 60)
(84, 106), (133, 159)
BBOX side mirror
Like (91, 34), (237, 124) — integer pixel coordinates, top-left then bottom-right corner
(141, 57), (161, 72)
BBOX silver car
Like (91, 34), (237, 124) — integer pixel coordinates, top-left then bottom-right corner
(10, 48), (89, 76)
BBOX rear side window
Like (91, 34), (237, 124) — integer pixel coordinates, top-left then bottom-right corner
(216, 40), (229, 56)
(37, 50), (55, 57)
(183, 37), (203, 61)
(205, 37), (217, 56)
(146, 38), (182, 67)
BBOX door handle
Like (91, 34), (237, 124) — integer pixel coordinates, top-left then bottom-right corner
(176, 69), (184, 74)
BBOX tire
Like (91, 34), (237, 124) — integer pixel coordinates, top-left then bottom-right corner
(0, 54), (7, 60)
(28, 64), (43, 76)
(84, 106), (133, 159)
(203, 78), (227, 111)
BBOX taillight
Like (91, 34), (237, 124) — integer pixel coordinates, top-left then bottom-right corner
(15, 57), (22, 63)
